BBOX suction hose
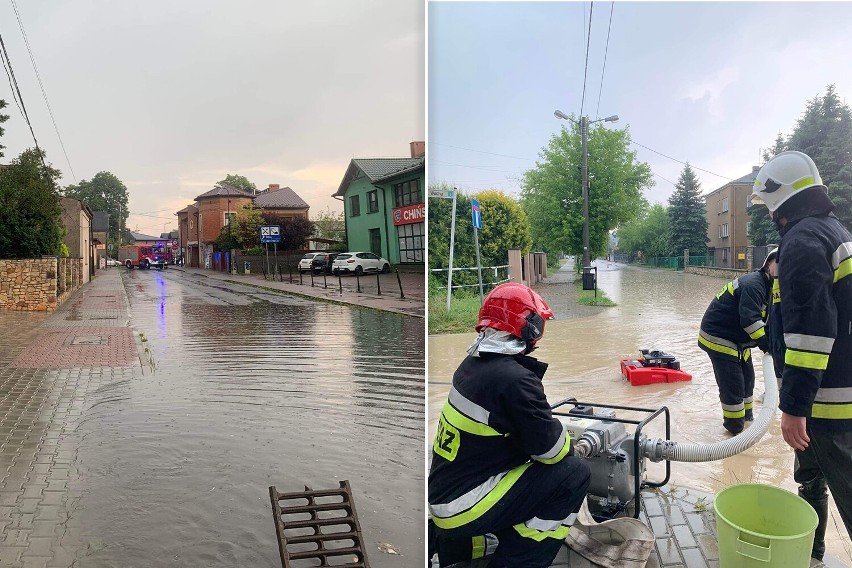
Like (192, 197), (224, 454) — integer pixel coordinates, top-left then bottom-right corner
(643, 354), (778, 463)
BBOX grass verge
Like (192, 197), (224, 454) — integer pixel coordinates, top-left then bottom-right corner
(428, 292), (481, 334)
(576, 281), (617, 306)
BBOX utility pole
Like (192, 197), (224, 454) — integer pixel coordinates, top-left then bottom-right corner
(580, 115), (590, 268)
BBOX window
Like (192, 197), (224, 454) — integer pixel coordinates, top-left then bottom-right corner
(369, 228), (382, 256)
(397, 222), (424, 263)
(718, 223), (729, 238)
(746, 194), (753, 208)
(722, 248), (729, 262)
(349, 195), (361, 217)
(721, 197), (729, 213)
(746, 222), (751, 235)
(367, 190), (379, 213)
(394, 179), (422, 208)
(189, 219), (193, 230)
(224, 212), (236, 226)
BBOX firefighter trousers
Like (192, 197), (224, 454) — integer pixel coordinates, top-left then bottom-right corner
(707, 351), (754, 435)
(795, 429), (852, 560)
(433, 457), (591, 568)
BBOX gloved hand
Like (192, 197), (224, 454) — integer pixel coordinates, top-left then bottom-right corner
(756, 336), (770, 353)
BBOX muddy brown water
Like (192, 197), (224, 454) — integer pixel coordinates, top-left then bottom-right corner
(66, 269), (424, 566)
(429, 262), (852, 562)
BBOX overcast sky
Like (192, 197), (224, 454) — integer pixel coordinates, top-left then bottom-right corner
(428, 1), (852, 206)
(0, 0), (424, 236)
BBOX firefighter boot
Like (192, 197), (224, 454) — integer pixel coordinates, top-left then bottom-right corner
(744, 409), (754, 421)
(723, 417), (743, 435)
(799, 487), (828, 560)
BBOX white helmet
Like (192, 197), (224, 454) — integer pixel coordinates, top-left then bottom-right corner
(752, 151), (826, 213)
(760, 247), (778, 271)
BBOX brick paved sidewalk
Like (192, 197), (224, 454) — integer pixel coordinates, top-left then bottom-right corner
(0, 270), (141, 567)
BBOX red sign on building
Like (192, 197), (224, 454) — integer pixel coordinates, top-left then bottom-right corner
(392, 203), (425, 226)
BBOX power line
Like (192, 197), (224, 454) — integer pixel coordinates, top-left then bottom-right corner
(0, 31), (42, 158)
(579, 1), (594, 118)
(431, 142), (533, 161)
(11, 0), (77, 182)
(595, 2), (614, 120)
(631, 139), (734, 180)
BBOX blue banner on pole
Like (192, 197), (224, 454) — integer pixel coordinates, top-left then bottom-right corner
(259, 225), (281, 244)
(471, 198), (482, 230)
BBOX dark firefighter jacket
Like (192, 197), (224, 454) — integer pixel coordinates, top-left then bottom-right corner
(767, 277), (786, 378)
(428, 352), (572, 530)
(698, 270), (771, 361)
(777, 213), (852, 431)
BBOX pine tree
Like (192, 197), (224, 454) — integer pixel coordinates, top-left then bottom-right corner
(667, 163), (708, 255)
(748, 133), (786, 245)
(787, 85), (852, 226)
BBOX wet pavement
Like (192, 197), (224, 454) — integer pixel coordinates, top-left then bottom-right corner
(428, 261), (852, 566)
(171, 265), (425, 318)
(1, 268), (424, 567)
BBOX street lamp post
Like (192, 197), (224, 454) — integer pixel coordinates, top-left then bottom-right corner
(554, 110), (619, 267)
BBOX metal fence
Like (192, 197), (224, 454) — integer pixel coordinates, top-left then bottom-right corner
(430, 264), (511, 291)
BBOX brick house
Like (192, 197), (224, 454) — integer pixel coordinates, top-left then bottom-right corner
(704, 167), (759, 268)
(175, 183), (311, 268)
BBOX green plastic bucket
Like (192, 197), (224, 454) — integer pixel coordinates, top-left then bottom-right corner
(714, 483), (817, 567)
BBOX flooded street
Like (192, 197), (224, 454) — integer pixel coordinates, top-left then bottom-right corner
(429, 262), (852, 562)
(62, 269), (424, 566)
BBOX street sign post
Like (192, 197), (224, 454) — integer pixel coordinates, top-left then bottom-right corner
(471, 198), (484, 304)
(431, 188), (458, 311)
(259, 225), (281, 276)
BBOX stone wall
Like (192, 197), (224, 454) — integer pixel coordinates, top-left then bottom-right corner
(0, 257), (84, 311)
(685, 265), (746, 280)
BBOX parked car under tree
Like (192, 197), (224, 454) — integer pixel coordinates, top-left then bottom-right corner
(331, 252), (391, 276)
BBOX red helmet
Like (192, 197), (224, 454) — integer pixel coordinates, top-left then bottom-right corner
(476, 282), (554, 346)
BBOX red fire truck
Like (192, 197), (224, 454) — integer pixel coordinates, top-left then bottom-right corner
(119, 244), (168, 270)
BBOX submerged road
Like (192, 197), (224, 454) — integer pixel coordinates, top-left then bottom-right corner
(0, 268), (424, 567)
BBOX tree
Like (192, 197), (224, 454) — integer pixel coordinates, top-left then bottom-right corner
(212, 225), (241, 252)
(263, 213), (314, 251)
(786, 85), (852, 226)
(64, 171), (129, 253)
(312, 207), (346, 244)
(428, 184), (532, 288)
(0, 99), (8, 158)
(616, 204), (671, 258)
(748, 134), (786, 246)
(667, 164), (708, 255)
(521, 117), (652, 261)
(0, 149), (64, 258)
(232, 203), (264, 249)
(218, 174), (256, 194)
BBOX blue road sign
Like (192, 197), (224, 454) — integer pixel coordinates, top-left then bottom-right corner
(471, 198), (482, 230)
(259, 225), (281, 244)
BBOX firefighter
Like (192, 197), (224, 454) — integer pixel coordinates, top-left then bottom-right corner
(698, 253), (773, 435)
(428, 282), (590, 568)
(765, 247), (785, 381)
(753, 150), (852, 561)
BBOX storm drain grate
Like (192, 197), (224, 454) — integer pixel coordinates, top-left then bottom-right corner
(269, 480), (370, 567)
(68, 335), (109, 345)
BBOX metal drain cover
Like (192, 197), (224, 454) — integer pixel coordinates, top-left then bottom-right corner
(69, 335), (109, 345)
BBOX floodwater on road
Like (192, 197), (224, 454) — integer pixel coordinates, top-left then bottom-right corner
(68, 269), (424, 567)
(428, 261), (852, 562)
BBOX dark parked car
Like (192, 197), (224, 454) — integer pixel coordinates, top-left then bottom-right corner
(311, 252), (339, 274)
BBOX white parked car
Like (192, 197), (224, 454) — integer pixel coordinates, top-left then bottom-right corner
(298, 252), (322, 273)
(332, 252), (391, 276)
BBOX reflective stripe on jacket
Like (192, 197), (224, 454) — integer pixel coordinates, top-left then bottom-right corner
(698, 270), (771, 361)
(778, 214), (852, 431)
(428, 353), (571, 528)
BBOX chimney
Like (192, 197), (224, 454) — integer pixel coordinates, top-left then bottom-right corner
(752, 165), (760, 172)
(268, 183), (280, 193)
(410, 141), (425, 158)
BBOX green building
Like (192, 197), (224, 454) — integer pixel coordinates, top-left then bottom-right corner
(333, 144), (425, 266)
